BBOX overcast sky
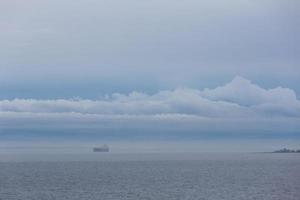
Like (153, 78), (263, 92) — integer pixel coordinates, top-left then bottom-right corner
(1, 0), (299, 98)
(0, 0), (299, 146)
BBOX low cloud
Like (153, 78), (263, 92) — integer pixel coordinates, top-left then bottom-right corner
(1, 76), (300, 139)
(1, 76), (299, 117)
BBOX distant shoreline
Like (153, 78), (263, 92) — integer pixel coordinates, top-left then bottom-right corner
(269, 148), (300, 153)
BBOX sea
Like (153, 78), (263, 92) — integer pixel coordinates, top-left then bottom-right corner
(0, 153), (299, 200)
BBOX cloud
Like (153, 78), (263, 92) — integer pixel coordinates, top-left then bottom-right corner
(201, 76), (299, 106)
(1, 76), (300, 139)
(1, 0), (299, 98)
(1, 76), (299, 117)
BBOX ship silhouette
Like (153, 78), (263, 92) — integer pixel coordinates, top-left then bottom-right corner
(93, 144), (109, 152)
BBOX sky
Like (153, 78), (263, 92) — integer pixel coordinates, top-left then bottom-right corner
(0, 0), (299, 151)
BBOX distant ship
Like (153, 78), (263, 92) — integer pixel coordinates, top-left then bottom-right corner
(93, 144), (109, 152)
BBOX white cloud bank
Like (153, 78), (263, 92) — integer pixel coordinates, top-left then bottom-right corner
(1, 76), (300, 117)
(1, 76), (300, 137)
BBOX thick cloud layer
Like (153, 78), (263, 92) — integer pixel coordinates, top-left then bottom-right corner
(1, 77), (300, 117)
(1, 0), (299, 99)
(1, 77), (300, 140)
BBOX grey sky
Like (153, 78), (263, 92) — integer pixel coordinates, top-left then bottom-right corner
(0, 0), (299, 145)
(0, 0), (299, 98)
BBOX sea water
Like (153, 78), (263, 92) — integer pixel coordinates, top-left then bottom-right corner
(0, 153), (299, 200)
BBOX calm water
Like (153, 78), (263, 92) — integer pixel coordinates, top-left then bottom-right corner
(0, 153), (299, 200)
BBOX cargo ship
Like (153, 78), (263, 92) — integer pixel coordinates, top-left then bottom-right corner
(93, 144), (109, 152)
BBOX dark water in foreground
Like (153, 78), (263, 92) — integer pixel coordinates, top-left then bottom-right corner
(0, 153), (299, 200)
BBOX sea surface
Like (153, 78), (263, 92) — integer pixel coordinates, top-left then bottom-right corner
(0, 153), (299, 200)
